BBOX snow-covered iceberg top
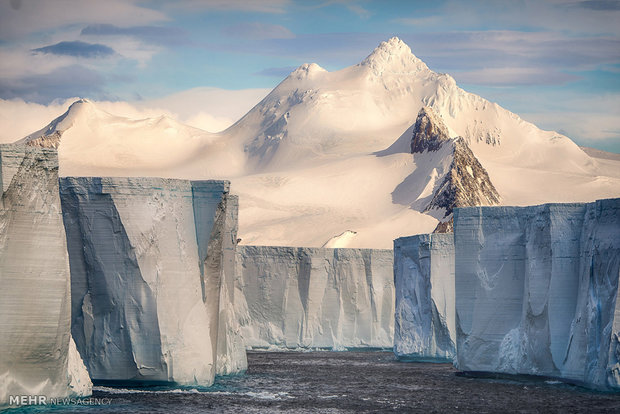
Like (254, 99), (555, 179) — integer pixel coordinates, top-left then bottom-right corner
(454, 198), (620, 390)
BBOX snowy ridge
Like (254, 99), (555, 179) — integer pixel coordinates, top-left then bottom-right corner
(18, 37), (620, 248)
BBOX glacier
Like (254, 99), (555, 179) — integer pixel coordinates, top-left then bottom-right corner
(454, 199), (620, 390)
(393, 233), (455, 361)
(0, 145), (91, 407)
(60, 177), (245, 385)
(236, 246), (394, 349)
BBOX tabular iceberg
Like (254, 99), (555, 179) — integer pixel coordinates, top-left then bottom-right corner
(60, 177), (242, 385)
(215, 195), (248, 375)
(0, 145), (91, 407)
(236, 246), (394, 349)
(393, 233), (455, 361)
(454, 199), (620, 390)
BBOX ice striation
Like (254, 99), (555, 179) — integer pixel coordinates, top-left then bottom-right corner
(0, 145), (91, 407)
(215, 195), (248, 375)
(236, 246), (394, 349)
(60, 177), (244, 385)
(454, 199), (620, 390)
(393, 233), (455, 361)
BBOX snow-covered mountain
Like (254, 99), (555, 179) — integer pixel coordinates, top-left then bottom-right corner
(18, 37), (620, 248)
(18, 99), (245, 178)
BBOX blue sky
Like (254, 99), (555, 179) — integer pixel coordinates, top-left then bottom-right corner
(1, 0), (619, 152)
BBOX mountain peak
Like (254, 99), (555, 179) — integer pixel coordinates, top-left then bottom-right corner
(65, 98), (98, 118)
(360, 37), (429, 75)
(288, 62), (327, 81)
(17, 98), (105, 148)
(411, 106), (451, 153)
(375, 37), (411, 56)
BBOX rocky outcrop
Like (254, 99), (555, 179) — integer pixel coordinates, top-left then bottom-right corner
(410, 106), (451, 154)
(427, 137), (501, 219)
(0, 145), (91, 407)
(409, 106), (500, 232)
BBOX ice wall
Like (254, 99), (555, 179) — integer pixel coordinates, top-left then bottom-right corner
(454, 199), (620, 390)
(60, 177), (239, 385)
(215, 195), (248, 375)
(393, 233), (455, 361)
(236, 246), (394, 349)
(0, 145), (91, 407)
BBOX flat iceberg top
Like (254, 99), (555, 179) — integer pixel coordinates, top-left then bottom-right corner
(454, 199), (616, 216)
(59, 176), (230, 196)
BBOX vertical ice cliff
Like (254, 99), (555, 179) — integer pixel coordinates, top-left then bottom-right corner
(236, 246), (394, 349)
(0, 145), (91, 407)
(393, 233), (455, 361)
(215, 195), (248, 375)
(454, 199), (620, 390)
(60, 177), (237, 385)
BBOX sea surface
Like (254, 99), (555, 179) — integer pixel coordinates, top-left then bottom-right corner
(10, 351), (620, 413)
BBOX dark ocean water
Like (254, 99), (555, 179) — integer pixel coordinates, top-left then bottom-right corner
(9, 351), (620, 413)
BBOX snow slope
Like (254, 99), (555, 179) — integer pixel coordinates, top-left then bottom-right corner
(19, 38), (620, 248)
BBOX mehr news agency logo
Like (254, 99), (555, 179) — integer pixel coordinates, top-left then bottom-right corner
(9, 395), (112, 406)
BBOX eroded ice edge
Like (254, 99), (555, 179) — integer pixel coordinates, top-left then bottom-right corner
(454, 199), (620, 390)
(60, 177), (247, 386)
(0, 144), (91, 407)
(236, 246), (394, 349)
(393, 233), (455, 362)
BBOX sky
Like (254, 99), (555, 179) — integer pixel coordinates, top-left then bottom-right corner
(0, 0), (619, 152)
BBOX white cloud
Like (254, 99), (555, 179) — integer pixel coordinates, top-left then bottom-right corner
(519, 93), (620, 143)
(392, 16), (442, 26)
(0, 0), (167, 39)
(163, 0), (292, 14)
(223, 22), (295, 40)
(453, 67), (580, 86)
(0, 97), (75, 143)
(0, 86), (271, 143)
(438, 0), (620, 36)
(137, 87), (271, 129)
(184, 112), (235, 133)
